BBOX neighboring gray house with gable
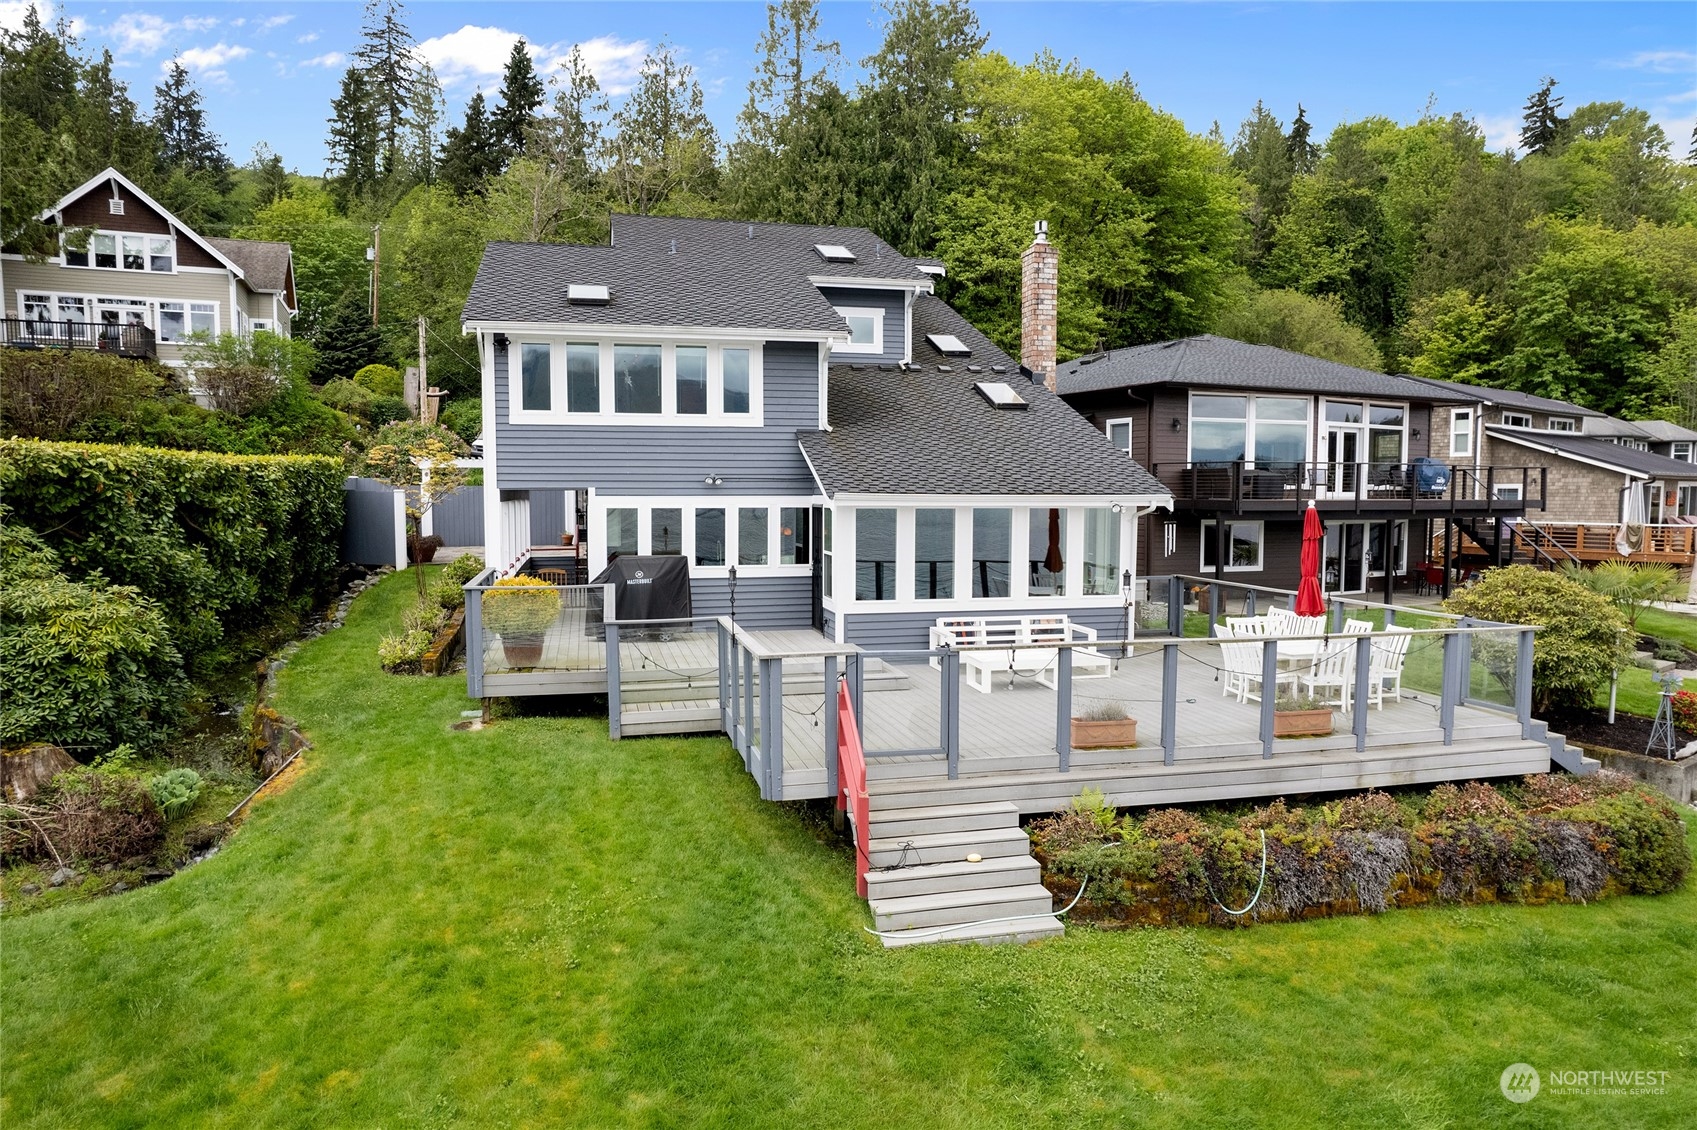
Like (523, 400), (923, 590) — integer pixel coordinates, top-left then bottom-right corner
(461, 215), (1170, 646)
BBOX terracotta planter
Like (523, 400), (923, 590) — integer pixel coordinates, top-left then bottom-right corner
(500, 633), (544, 668)
(1274, 709), (1334, 738)
(1071, 717), (1138, 750)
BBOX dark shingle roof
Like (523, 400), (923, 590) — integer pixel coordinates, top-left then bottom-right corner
(1056, 335), (1473, 403)
(1582, 418), (1697, 442)
(462, 215), (934, 333)
(1486, 427), (1697, 480)
(1400, 374), (1604, 418)
(208, 237), (292, 292)
(797, 295), (1171, 499)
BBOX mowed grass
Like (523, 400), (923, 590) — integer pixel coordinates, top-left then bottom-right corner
(3, 574), (1696, 1128)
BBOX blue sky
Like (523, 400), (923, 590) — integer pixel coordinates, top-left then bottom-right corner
(8, 1), (1695, 173)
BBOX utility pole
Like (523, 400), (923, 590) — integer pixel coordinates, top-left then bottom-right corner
(418, 315), (429, 423)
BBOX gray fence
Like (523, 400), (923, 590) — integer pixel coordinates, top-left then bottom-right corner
(433, 485), (485, 547)
(342, 477), (406, 568)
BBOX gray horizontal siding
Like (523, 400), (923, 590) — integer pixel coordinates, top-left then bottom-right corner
(493, 339), (820, 495)
(817, 286), (906, 363)
(842, 605), (1133, 652)
(691, 575), (813, 630)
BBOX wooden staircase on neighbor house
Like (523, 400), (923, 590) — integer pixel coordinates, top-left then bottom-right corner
(836, 680), (1064, 948)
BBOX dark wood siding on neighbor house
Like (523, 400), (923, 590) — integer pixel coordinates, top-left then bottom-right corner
(1141, 513), (1429, 592)
(58, 179), (224, 269)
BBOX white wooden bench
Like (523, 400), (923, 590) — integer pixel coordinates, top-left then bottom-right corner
(928, 616), (1115, 694)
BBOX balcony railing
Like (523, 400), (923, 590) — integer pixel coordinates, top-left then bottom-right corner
(1152, 460), (1546, 512)
(1513, 520), (1697, 563)
(2, 317), (157, 360)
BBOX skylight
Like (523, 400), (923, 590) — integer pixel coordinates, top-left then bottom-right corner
(975, 381), (1028, 410)
(915, 262), (946, 277)
(814, 243), (857, 263)
(926, 333), (971, 356)
(566, 284), (611, 305)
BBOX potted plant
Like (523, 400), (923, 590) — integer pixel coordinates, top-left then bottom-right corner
(408, 532), (444, 563)
(1274, 690), (1334, 738)
(1071, 700), (1138, 750)
(482, 576), (562, 667)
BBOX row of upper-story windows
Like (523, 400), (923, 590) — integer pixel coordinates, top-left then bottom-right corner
(61, 231), (175, 273)
(20, 292), (225, 340)
(511, 339), (763, 426)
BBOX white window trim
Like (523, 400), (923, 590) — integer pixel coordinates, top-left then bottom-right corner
(1547, 417), (1577, 433)
(829, 306), (884, 356)
(15, 289), (219, 340)
(507, 337), (765, 427)
(1105, 416), (1135, 456)
(1501, 412), (1532, 428)
(823, 502), (1135, 614)
(587, 495), (818, 580)
(1187, 392), (1314, 467)
(60, 229), (177, 274)
(1450, 408), (1474, 458)
(1200, 519), (1265, 573)
(1493, 484), (1523, 501)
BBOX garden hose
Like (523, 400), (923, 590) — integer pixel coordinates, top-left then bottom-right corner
(1203, 828), (1268, 916)
(863, 877), (1089, 943)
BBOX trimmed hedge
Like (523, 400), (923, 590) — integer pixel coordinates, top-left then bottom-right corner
(0, 440), (345, 677)
(1033, 775), (1688, 928)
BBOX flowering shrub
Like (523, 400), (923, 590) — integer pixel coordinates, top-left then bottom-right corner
(377, 630), (432, 674)
(1670, 690), (1697, 734)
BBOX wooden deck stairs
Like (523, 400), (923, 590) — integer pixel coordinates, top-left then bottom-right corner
(862, 795), (1064, 948)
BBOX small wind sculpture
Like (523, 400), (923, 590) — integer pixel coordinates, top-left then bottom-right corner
(1646, 668), (1683, 760)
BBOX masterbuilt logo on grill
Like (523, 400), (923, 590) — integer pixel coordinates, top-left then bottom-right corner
(629, 570), (651, 585)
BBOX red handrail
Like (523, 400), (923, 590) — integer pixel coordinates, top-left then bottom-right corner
(836, 679), (871, 897)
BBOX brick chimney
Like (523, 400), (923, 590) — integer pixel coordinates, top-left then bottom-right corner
(1020, 220), (1059, 391)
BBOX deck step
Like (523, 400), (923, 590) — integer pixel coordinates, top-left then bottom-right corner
(865, 825), (1030, 867)
(620, 704), (721, 735)
(871, 883), (1057, 931)
(865, 854), (1040, 899)
(877, 913), (1066, 948)
(868, 800), (1019, 839)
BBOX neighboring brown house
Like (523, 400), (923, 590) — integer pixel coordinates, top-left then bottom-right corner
(1054, 338), (1537, 601)
(0, 167), (296, 367)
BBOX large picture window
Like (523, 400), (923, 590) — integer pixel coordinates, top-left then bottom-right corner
(1190, 394), (1309, 468)
(1200, 520), (1264, 572)
(511, 340), (760, 422)
(64, 230), (175, 272)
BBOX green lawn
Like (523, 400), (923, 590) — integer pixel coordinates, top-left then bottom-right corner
(3, 573), (1695, 1127)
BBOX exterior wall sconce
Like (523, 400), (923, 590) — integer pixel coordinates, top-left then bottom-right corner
(703, 474), (723, 486)
(1110, 502), (1123, 513)
(1171, 417), (1183, 431)
(1411, 428), (1422, 440)
(492, 333), (508, 352)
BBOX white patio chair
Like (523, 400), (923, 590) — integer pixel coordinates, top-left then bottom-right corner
(1369, 625), (1413, 709)
(1300, 634), (1359, 710)
(1219, 624), (1295, 705)
(1266, 607), (1298, 635)
(1225, 615), (1271, 636)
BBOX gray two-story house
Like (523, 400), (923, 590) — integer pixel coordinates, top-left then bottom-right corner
(461, 215), (1169, 650)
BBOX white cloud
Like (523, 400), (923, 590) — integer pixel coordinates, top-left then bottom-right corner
(0, 1), (54, 34)
(109, 13), (219, 56)
(230, 17), (244, 28)
(1667, 87), (1697, 105)
(261, 15), (294, 31)
(302, 51), (344, 69)
(1608, 49), (1697, 74)
(417, 24), (650, 96)
(1472, 112), (1523, 154)
(173, 42), (252, 83)
(296, 31), (318, 44)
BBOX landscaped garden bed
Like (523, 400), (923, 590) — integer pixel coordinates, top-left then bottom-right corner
(1032, 775), (1688, 929)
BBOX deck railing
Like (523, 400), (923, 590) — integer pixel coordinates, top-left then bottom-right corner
(1, 317), (157, 360)
(1151, 460), (1545, 511)
(836, 681), (871, 897)
(1512, 521), (1697, 563)
(462, 569), (614, 696)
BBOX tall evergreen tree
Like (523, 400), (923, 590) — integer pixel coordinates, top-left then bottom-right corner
(1286, 103), (1317, 174)
(1520, 76), (1565, 155)
(251, 144), (289, 205)
(152, 59), (227, 174)
(311, 286), (393, 383)
(491, 39), (545, 162)
(326, 66), (380, 206)
(406, 61), (446, 185)
(605, 43), (720, 214)
(353, 0), (419, 178)
(438, 92), (501, 196)
(1231, 101), (1294, 270)
(70, 48), (161, 182)
(738, 0), (840, 145)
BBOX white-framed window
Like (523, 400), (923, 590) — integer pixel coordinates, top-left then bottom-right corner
(1189, 393), (1310, 467)
(508, 338), (763, 426)
(251, 319), (273, 333)
(1450, 408), (1474, 457)
(1548, 417), (1577, 432)
(830, 306), (884, 355)
(157, 300), (217, 342)
(1673, 442), (1693, 463)
(1493, 483), (1523, 501)
(61, 229), (174, 273)
(594, 497), (812, 578)
(1501, 411), (1532, 428)
(1679, 485), (1697, 517)
(1200, 520), (1264, 572)
(1367, 521), (1409, 577)
(1105, 417), (1134, 456)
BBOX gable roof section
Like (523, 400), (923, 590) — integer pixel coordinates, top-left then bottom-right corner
(1486, 427), (1697, 480)
(209, 238), (296, 309)
(1582, 417), (1697, 443)
(1055, 335), (1471, 403)
(462, 216), (936, 335)
(42, 167), (246, 278)
(1400, 374), (1604, 418)
(798, 294), (1171, 500)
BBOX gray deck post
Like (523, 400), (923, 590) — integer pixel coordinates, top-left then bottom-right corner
(729, 639), (742, 758)
(1161, 642), (1179, 765)
(1384, 607), (1396, 628)
(1168, 575), (1184, 637)
(743, 645), (756, 760)
(1353, 635), (1372, 752)
(605, 622), (622, 740)
(759, 657), (782, 800)
(464, 586), (484, 698)
(1516, 629), (1535, 740)
(1259, 639), (1277, 758)
(717, 622), (731, 734)
(943, 650), (961, 779)
(1245, 590), (1258, 617)
(1440, 629), (1461, 745)
(1056, 646), (1074, 772)
(849, 652), (865, 737)
(1206, 584), (1219, 636)
(1458, 626), (1477, 708)
(1331, 602), (1345, 632)
(824, 654), (840, 798)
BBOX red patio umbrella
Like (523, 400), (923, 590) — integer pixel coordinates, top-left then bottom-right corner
(1295, 501), (1327, 618)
